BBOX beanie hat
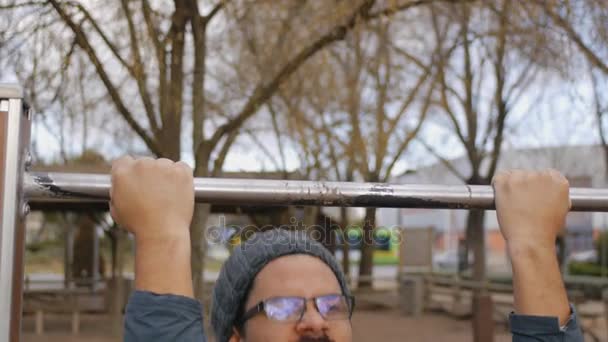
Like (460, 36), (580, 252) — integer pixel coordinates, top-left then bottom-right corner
(210, 229), (351, 342)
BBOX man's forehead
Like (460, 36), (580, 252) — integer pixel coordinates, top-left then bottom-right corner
(248, 254), (342, 300)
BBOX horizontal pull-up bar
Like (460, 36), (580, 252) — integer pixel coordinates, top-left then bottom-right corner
(24, 172), (608, 211)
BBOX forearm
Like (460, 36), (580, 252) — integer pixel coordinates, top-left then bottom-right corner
(509, 242), (570, 325)
(134, 228), (194, 298)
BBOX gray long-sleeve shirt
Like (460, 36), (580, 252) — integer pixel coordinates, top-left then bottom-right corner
(124, 291), (584, 342)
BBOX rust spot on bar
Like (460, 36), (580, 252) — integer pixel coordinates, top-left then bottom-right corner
(370, 184), (394, 194)
(32, 174), (105, 200)
(465, 184), (473, 201)
(351, 195), (473, 209)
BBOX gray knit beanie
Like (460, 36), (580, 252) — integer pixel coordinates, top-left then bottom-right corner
(210, 229), (351, 342)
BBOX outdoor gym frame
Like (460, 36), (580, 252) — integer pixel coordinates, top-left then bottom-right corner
(3, 84), (608, 341)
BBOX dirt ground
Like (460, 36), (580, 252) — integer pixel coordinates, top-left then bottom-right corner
(21, 310), (516, 342)
(22, 306), (608, 342)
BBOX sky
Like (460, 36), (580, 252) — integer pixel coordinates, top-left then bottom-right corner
(1, 54), (603, 179)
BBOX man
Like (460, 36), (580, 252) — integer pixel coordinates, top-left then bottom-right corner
(111, 156), (583, 341)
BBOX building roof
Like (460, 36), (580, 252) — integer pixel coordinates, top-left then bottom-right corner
(395, 144), (605, 187)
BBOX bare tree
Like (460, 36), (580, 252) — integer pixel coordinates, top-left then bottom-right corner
(529, 0), (608, 74)
(591, 70), (608, 177)
(276, 63), (357, 273)
(276, 15), (438, 287)
(1, 0), (461, 299)
(427, 0), (542, 278)
(424, 1), (549, 340)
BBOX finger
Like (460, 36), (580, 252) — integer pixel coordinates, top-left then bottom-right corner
(491, 171), (507, 186)
(109, 201), (118, 224)
(157, 158), (174, 166)
(112, 155), (134, 171)
(135, 156), (155, 163)
(133, 156), (156, 171)
(175, 161), (193, 174)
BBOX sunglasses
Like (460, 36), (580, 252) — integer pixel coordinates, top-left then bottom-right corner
(239, 294), (355, 324)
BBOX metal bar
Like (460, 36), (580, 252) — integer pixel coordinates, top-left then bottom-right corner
(0, 85), (30, 342)
(24, 171), (608, 211)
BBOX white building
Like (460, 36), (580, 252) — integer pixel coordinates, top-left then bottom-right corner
(377, 145), (607, 259)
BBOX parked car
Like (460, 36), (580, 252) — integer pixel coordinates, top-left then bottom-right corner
(433, 249), (473, 271)
(567, 249), (598, 263)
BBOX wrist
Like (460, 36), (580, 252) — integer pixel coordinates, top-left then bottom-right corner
(507, 240), (557, 265)
(134, 225), (193, 297)
(134, 224), (191, 246)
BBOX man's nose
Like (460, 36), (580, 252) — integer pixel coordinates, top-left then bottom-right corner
(295, 301), (329, 334)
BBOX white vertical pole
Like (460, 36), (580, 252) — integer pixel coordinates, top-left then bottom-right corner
(0, 84), (31, 342)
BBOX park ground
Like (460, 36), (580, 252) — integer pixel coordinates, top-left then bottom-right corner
(20, 298), (608, 342)
(22, 309), (515, 342)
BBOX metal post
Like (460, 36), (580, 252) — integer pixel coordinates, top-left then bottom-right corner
(92, 225), (99, 292)
(24, 172), (608, 211)
(0, 84), (31, 342)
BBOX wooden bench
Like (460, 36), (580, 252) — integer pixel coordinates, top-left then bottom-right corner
(23, 288), (104, 335)
(569, 290), (606, 342)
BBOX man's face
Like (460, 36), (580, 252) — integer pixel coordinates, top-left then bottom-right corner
(230, 254), (353, 342)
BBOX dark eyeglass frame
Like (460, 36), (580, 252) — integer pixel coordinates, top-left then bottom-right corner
(239, 294), (355, 325)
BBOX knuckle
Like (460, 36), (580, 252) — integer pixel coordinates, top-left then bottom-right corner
(176, 162), (192, 174)
(111, 156), (132, 171)
(157, 158), (174, 166)
(111, 163), (129, 181)
(134, 157), (154, 170)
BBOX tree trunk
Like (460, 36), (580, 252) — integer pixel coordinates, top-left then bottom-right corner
(110, 230), (117, 280)
(358, 207), (376, 289)
(72, 215), (96, 285)
(303, 206), (319, 230)
(324, 216), (337, 255)
(340, 207), (350, 278)
(64, 224), (74, 288)
(556, 235), (566, 272)
(466, 209), (491, 342)
(111, 229), (126, 339)
(466, 209), (486, 281)
(191, 203), (211, 302)
(190, 146), (212, 301)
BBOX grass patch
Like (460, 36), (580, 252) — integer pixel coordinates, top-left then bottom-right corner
(568, 262), (608, 277)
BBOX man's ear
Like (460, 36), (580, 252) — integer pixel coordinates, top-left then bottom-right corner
(228, 326), (243, 342)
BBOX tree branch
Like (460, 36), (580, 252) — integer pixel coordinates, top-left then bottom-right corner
(591, 70), (608, 178)
(486, 0), (510, 179)
(366, 0), (475, 19)
(417, 137), (467, 181)
(533, 0), (608, 75)
(48, 0), (161, 155)
(204, 0), (228, 22)
(204, 0), (379, 153)
(141, 0), (168, 123)
(0, 0), (46, 9)
(267, 103), (288, 173)
(383, 77), (434, 181)
(120, 0), (159, 136)
(211, 128), (239, 176)
(64, 1), (131, 72)
(386, 70), (431, 138)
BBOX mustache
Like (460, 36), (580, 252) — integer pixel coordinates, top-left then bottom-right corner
(299, 337), (332, 342)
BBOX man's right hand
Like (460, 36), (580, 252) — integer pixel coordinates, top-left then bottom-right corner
(110, 156), (195, 297)
(110, 156), (194, 242)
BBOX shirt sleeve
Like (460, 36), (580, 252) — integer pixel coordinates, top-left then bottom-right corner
(124, 290), (207, 342)
(510, 305), (583, 341)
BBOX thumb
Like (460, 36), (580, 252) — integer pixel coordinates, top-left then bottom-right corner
(109, 200), (119, 225)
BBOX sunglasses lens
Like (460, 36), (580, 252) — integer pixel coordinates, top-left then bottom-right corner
(316, 295), (351, 320)
(264, 297), (305, 321)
